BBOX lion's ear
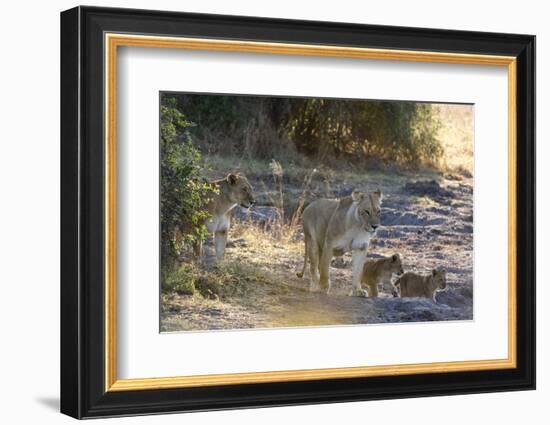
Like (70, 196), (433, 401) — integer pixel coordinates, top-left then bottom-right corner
(373, 188), (383, 200)
(392, 254), (399, 262)
(351, 190), (365, 202)
(432, 269), (437, 276)
(227, 173), (238, 185)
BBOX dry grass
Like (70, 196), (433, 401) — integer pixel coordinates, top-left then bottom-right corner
(229, 221), (304, 268)
(262, 160), (317, 242)
(410, 195), (440, 208)
(163, 254), (276, 300)
(163, 220), (305, 302)
(435, 104), (474, 175)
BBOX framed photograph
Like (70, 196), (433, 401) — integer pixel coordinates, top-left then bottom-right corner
(60, 6), (535, 419)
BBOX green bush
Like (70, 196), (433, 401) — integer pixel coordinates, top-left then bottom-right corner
(160, 95), (215, 277)
(162, 264), (197, 295)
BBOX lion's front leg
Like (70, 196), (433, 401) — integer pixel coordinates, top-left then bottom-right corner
(349, 248), (368, 297)
(214, 230), (228, 261)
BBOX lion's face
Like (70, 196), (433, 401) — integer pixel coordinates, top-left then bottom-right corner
(226, 173), (255, 208)
(389, 253), (404, 275)
(431, 269), (447, 290)
(353, 190), (382, 233)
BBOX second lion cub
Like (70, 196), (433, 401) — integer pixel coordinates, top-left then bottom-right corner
(361, 253), (404, 297)
(395, 269), (447, 301)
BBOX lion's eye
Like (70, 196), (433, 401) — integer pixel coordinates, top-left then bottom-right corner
(363, 210), (370, 216)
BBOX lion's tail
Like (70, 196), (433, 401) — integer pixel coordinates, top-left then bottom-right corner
(296, 236), (308, 278)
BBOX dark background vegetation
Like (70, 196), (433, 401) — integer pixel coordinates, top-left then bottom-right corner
(166, 92), (442, 165)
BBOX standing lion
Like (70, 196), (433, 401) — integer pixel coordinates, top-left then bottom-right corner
(297, 190), (382, 297)
(193, 173), (254, 261)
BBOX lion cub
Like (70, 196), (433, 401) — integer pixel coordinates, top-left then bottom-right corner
(395, 269), (447, 301)
(361, 254), (404, 297)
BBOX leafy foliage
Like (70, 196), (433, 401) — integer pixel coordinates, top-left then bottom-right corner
(160, 95), (215, 274)
(162, 263), (197, 295)
(172, 94), (442, 166)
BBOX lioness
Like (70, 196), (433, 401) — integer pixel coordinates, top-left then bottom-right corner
(395, 269), (447, 301)
(361, 253), (404, 297)
(297, 190), (382, 297)
(194, 173), (254, 261)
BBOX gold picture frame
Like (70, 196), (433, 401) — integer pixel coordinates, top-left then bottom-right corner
(104, 33), (517, 392)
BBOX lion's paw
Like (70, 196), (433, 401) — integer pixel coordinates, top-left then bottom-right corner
(349, 288), (368, 298)
(309, 282), (322, 293)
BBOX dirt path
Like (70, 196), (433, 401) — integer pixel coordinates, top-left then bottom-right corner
(161, 174), (473, 332)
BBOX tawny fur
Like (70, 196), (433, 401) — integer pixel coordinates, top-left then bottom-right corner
(361, 253), (404, 297)
(178, 173), (254, 261)
(297, 190), (382, 297)
(395, 269), (447, 301)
